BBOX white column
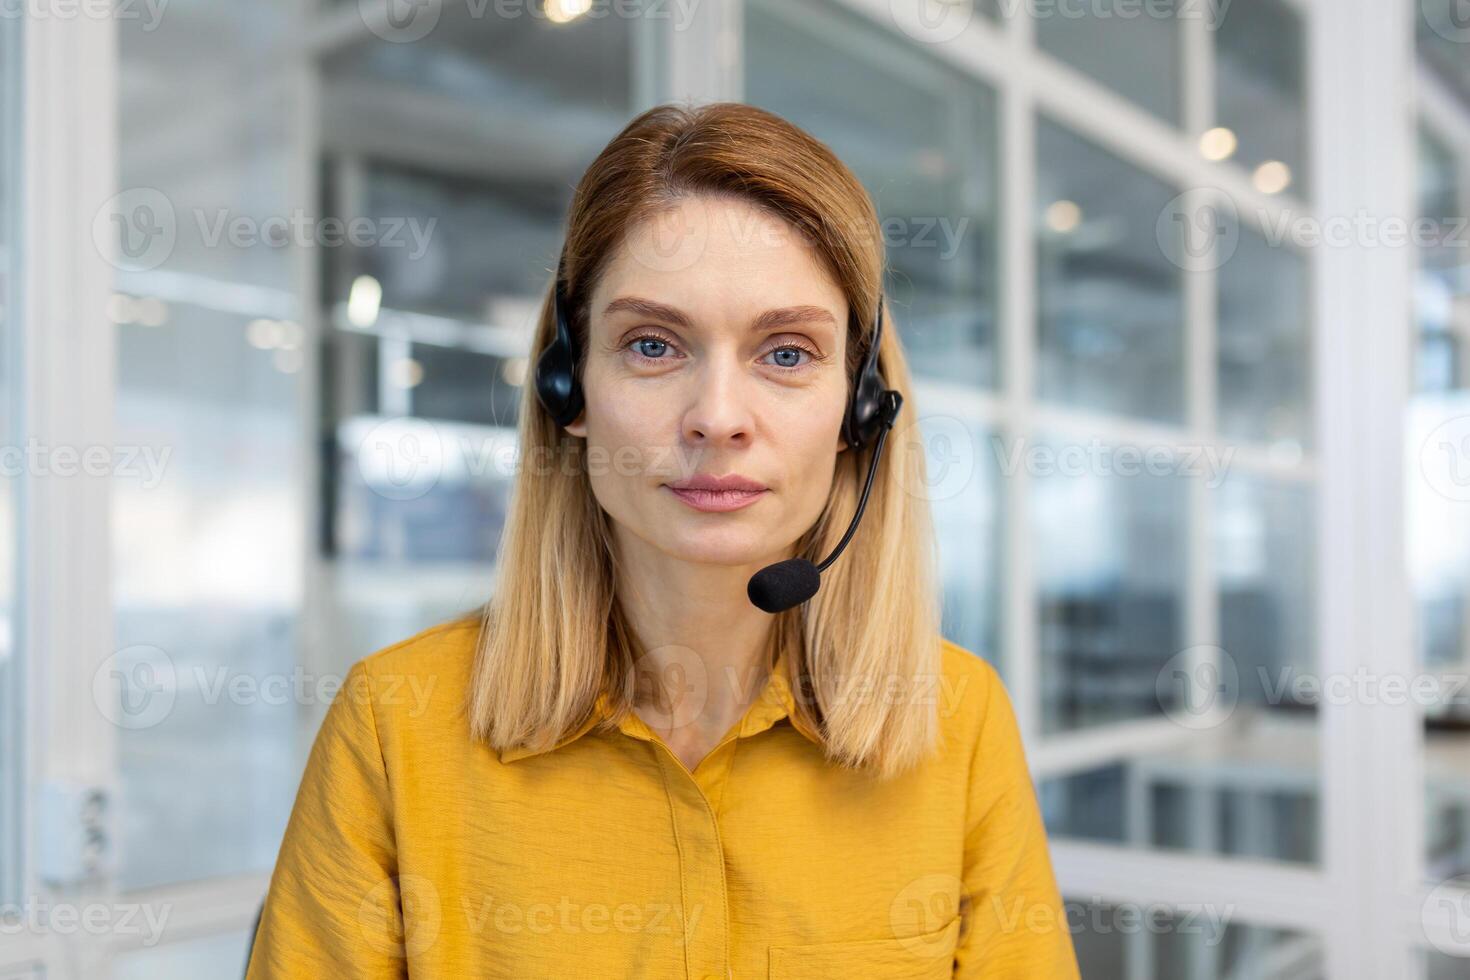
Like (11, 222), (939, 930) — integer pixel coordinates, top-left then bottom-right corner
(20, 8), (119, 980)
(1312, 1), (1419, 978)
(999, 0), (1039, 744)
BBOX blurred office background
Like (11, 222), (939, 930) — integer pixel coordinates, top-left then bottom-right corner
(2, 0), (1470, 977)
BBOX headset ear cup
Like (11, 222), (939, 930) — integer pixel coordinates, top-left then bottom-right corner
(846, 369), (884, 449)
(535, 339), (583, 428)
(535, 254), (585, 428)
(846, 382), (876, 449)
(843, 301), (887, 449)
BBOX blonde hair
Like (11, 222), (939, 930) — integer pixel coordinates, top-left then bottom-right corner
(464, 101), (942, 779)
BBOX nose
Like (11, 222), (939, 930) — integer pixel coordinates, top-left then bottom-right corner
(680, 355), (755, 448)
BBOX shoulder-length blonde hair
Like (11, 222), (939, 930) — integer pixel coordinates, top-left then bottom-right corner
(464, 101), (941, 779)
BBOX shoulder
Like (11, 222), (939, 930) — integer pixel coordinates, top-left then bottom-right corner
(938, 635), (998, 685)
(935, 637), (1021, 767)
(937, 636), (1007, 728)
(356, 615), (481, 680)
(342, 616), (482, 739)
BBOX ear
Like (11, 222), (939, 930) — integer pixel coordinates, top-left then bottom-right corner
(565, 410), (587, 438)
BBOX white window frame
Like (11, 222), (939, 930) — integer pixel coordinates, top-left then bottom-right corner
(13, 9), (118, 979)
(6, 1), (1459, 978)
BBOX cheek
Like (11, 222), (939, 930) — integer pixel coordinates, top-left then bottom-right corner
(776, 401), (845, 496)
(580, 384), (675, 486)
(775, 383), (848, 447)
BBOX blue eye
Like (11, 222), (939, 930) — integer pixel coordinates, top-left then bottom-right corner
(761, 343), (822, 372)
(624, 332), (821, 373)
(634, 337), (670, 359)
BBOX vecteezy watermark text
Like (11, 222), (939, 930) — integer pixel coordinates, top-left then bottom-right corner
(0, 0), (169, 30)
(0, 439), (170, 489)
(992, 435), (1236, 487)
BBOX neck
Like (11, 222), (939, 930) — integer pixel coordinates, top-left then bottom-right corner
(611, 529), (780, 738)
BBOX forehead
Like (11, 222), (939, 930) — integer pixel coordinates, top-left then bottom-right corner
(593, 196), (848, 318)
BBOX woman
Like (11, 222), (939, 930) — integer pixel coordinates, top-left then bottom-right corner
(246, 101), (1079, 979)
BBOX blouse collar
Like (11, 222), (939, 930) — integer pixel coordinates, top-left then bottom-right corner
(497, 646), (822, 763)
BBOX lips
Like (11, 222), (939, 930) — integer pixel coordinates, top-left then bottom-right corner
(666, 474), (769, 493)
(663, 473), (770, 513)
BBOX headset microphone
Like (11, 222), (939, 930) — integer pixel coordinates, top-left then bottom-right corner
(536, 247), (904, 615)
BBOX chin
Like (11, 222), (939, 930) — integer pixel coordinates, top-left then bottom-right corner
(654, 527), (775, 568)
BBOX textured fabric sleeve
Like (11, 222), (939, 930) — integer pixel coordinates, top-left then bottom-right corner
(952, 660), (1080, 979)
(245, 658), (411, 979)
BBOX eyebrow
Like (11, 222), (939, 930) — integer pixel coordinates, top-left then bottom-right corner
(601, 296), (838, 333)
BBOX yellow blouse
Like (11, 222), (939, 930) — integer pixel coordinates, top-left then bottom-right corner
(245, 619), (1079, 979)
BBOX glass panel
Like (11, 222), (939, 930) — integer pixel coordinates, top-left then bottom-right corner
(1217, 475), (1315, 710)
(1217, 225), (1311, 451)
(317, 0), (637, 168)
(112, 2), (304, 890)
(1046, 762), (1318, 864)
(333, 414), (515, 564)
(1033, 0), (1181, 124)
(1421, 127), (1461, 229)
(0, 12), (19, 910)
(920, 401), (1002, 668)
(1415, 126), (1466, 394)
(326, 159), (571, 328)
(1036, 118), (1185, 423)
(1215, 0), (1308, 200)
(114, 927), (254, 980)
(744, 0), (1001, 389)
(1426, 779), (1470, 885)
(1425, 945), (1470, 980)
(1418, 0), (1470, 112)
(1413, 105), (1470, 891)
(318, 5), (641, 657)
(1032, 433), (1187, 733)
(1211, 473), (1318, 864)
(1041, 467), (1320, 867)
(1066, 896), (1323, 979)
(1413, 394), (1470, 885)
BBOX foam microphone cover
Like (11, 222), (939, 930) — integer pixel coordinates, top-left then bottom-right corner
(747, 558), (821, 614)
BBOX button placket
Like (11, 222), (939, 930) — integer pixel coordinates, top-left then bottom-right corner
(693, 736), (740, 815)
(651, 743), (731, 980)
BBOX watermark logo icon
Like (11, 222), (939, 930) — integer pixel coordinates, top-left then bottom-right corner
(93, 188), (176, 272)
(356, 417), (446, 501)
(898, 414), (977, 503)
(1420, 414), (1470, 503)
(93, 645), (177, 730)
(1156, 645), (1238, 730)
(890, 0), (975, 44)
(889, 873), (966, 956)
(1422, 0), (1470, 44)
(1157, 189), (1239, 273)
(632, 644), (710, 734)
(624, 195), (712, 275)
(1422, 873), (1470, 957)
(363, 0), (442, 42)
(359, 874), (443, 958)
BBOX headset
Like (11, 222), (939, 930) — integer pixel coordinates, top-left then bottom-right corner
(534, 244), (903, 613)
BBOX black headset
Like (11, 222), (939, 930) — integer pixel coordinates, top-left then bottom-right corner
(534, 246), (898, 452)
(532, 243), (904, 613)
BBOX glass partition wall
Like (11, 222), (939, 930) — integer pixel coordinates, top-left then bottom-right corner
(1414, 2), (1470, 974)
(3, 1), (1456, 978)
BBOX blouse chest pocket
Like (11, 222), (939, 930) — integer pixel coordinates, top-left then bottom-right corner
(767, 914), (961, 979)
